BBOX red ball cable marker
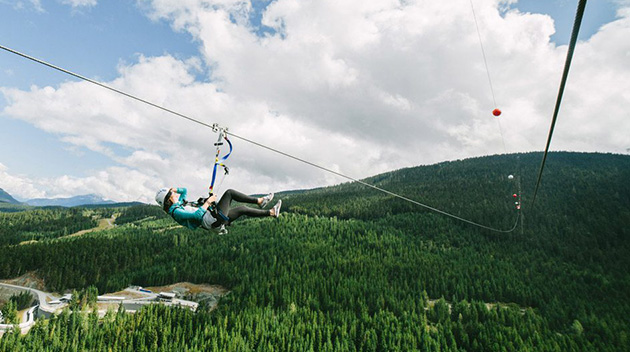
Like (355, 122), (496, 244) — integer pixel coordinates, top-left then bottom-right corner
(492, 108), (502, 117)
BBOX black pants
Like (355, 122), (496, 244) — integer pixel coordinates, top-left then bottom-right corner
(216, 189), (268, 224)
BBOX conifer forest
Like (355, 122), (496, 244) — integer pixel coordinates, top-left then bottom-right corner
(0, 152), (629, 351)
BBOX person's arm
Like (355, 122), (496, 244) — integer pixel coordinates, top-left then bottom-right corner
(173, 187), (187, 202)
(172, 205), (206, 221)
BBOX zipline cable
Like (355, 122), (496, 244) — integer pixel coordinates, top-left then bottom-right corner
(0, 45), (218, 131)
(0, 43), (519, 233)
(469, 0), (518, 227)
(469, 0), (497, 109)
(530, 0), (587, 209)
(469, 0), (508, 154)
(226, 130), (521, 233)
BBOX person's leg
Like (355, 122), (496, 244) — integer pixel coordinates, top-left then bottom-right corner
(225, 206), (270, 222)
(215, 189), (269, 224)
(216, 189), (259, 214)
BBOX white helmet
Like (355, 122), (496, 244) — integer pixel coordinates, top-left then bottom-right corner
(155, 188), (170, 209)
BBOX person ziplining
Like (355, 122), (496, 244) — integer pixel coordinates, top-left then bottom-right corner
(154, 125), (281, 235)
(155, 187), (281, 235)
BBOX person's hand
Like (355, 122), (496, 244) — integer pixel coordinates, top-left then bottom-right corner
(170, 188), (177, 193)
(201, 195), (217, 210)
(206, 194), (218, 204)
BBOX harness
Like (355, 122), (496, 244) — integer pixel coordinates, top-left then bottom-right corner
(169, 201), (229, 226)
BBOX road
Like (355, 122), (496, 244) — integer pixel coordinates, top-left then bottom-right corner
(0, 283), (45, 336)
(61, 215), (117, 239)
(0, 282), (61, 313)
(0, 282), (65, 335)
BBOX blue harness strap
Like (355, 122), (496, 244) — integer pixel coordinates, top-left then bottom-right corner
(209, 130), (233, 196)
(216, 208), (230, 222)
(208, 127), (233, 223)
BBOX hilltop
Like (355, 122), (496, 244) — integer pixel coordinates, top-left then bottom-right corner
(284, 151), (630, 227)
(25, 194), (116, 207)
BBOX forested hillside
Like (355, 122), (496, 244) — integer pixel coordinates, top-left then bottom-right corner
(0, 152), (628, 351)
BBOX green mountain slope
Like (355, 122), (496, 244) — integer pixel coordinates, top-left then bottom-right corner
(0, 188), (20, 204)
(283, 152), (630, 228)
(0, 152), (628, 351)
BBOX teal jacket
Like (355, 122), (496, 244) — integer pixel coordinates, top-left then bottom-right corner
(167, 188), (207, 230)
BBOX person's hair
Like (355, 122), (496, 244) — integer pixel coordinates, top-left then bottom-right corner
(164, 198), (174, 213)
(163, 190), (174, 213)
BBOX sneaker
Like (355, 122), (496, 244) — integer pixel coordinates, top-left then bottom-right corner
(260, 193), (274, 208)
(210, 224), (228, 235)
(272, 200), (282, 218)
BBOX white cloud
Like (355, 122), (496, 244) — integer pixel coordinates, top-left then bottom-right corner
(60, 0), (97, 9)
(0, 162), (45, 200)
(0, 162), (162, 203)
(30, 0), (43, 12)
(146, 0), (630, 152)
(2, 0), (630, 201)
(6, 0), (45, 12)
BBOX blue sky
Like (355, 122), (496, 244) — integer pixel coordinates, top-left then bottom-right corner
(0, 0), (274, 182)
(0, 0), (628, 201)
(512, 0), (618, 44)
(0, 0), (198, 181)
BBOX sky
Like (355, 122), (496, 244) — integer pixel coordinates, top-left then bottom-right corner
(0, 0), (628, 203)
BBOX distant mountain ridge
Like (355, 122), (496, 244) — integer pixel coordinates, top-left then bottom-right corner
(0, 188), (20, 204)
(26, 194), (115, 207)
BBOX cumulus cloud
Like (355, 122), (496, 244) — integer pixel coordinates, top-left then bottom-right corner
(1, 0), (630, 201)
(146, 0), (630, 153)
(0, 162), (45, 200)
(0, 162), (161, 203)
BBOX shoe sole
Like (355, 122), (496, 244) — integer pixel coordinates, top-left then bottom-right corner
(273, 200), (282, 218)
(260, 193), (274, 208)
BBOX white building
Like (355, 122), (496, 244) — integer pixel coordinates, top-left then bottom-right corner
(158, 292), (176, 301)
